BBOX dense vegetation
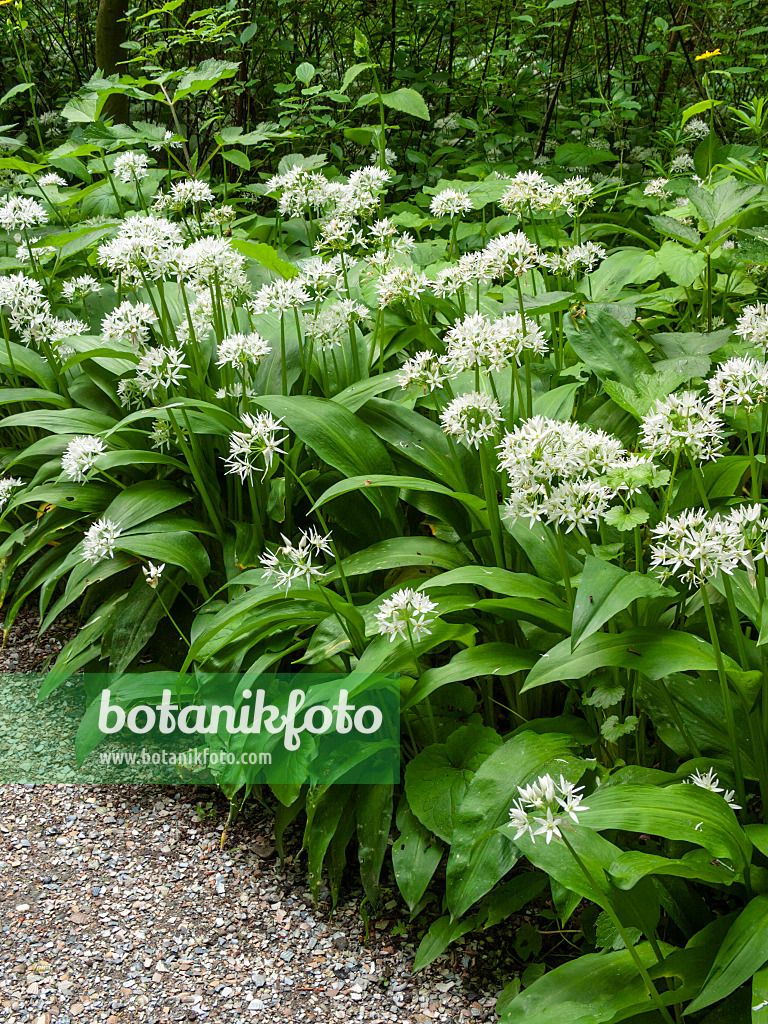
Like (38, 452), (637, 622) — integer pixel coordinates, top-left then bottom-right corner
(3, 1), (768, 1020)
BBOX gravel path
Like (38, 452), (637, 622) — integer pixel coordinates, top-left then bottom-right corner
(0, 610), (500, 1024)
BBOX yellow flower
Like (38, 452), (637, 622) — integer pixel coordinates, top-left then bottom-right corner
(695, 48), (721, 61)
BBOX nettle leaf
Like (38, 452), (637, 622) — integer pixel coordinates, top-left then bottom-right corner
(381, 87), (430, 121)
(174, 59), (240, 102)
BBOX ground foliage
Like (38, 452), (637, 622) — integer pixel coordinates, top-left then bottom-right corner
(2, 3), (768, 1022)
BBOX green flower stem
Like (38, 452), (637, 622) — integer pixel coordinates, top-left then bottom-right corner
(700, 584), (746, 810)
(167, 407), (225, 544)
(280, 314), (288, 395)
(480, 441), (506, 569)
(560, 833), (677, 1024)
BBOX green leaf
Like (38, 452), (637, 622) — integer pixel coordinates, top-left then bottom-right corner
(175, 59), (240, 102)
(393, 802), (444, 911)
(655, 240), (706, 287)
(498, 943), (711, 1023)
(571, 557), (670, 649)
(295, 62), (316, 85)
(413, 913), (482, 973)
(255, 398), (395, 517)
(404, 644), (537, 711)
(523, 628), (736, 692)
(229, 238), (299, 278)
(0, 82), (33, 106)
(565, 307), (654, 388)
(340, 62), (375, 91)
(687, 896), (768, 1013)
(446, 731), (579, 917)
(602, 506), (649, 531)
(356, 783), (393, 904)
(222, 148), (250, 171)
(682, 98), (723, 127)
(405, 725), (502, 842)
(553, 142), (618, 166)
(582, 784), (749, 870)
(381, 87), (430, 121)
(102, 481), (190, 531)
(116, 531), (209, 590)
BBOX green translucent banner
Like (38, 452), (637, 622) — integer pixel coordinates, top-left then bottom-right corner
(0, 671), (400, 786)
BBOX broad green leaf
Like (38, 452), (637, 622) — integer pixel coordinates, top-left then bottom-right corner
(682, 98), (723, 126)
(565, 307), (653, 388)
(295, 62), (316, 85)
(340, 62), (375, 92)
(356, 783), (393, 903)
(381, 87), (430, 120)
(655, 240), (706, 287)
(229, 238), (299, 278)
(393, 801), (444, 911)
(687, 896), (768, 1013)
(582, 784), (749, 870)
(554, 142), (618, 166)
(523, 628), (736, 692)
(175, 59), (240, 102)
(102, 481), (190, 531)
(255, 396), (396, 516)
(405, 725), (502, 842)
(403, 643), (537, 711)
(329, 536), (469, 582)
(413, 913), (482, 973)
(498, 943), (711, 1023)
(571, 557), (670, 649)
(115, 531), (209, 590)
(446, 731), (579, 917)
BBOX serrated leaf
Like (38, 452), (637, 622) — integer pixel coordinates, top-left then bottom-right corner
(381, 87), (430, 121)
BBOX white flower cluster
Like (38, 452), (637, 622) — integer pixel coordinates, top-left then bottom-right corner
(83, 518), (122, 564)
(375, 264), (430, 307)
(397, 350), (451, 392)
(708, 356), (768, 410)
(97, 215), (184, 286)
(222, 411), (288, 480)
(153, 178), (215, 213)
(443, 311), (548, 372)
(0, 271), (88, 350)
(259, 527), (332, 593)
(135, 346), (189, 396)
(497, 416), (648, 533)
(500, 172), (595, 217)
(250, 277), (310, 315)
(643, 177), (670, 200)
(542, 241), (606, 276)
(440, 391), (503, 448)
(61, 435), (106, 482)
(0, 476), (23, 511)
(375, 588), (438, 643)
(430, 188), (473, 218)
(734, 302), (768, 351)
(686, 117), (711, 141)
(216, 331), (271, 369)
(508, 773), (588, 845)
(684, 767), (741, 810)
(113, 152), (150, 183)
(177, 236), (250, 299)
(670, 153), (695, 175)
(650, 505), (768, 586)
(61, 274), (100, 302)
(142, 561), (165, 588)
(102, 300), (158, 347)
(304, 299), (369, 351)
(640, 391), (724, 463)
(0, 195), (49, 231)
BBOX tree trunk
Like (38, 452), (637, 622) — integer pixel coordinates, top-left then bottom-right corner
(95, 0), (129, 123)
